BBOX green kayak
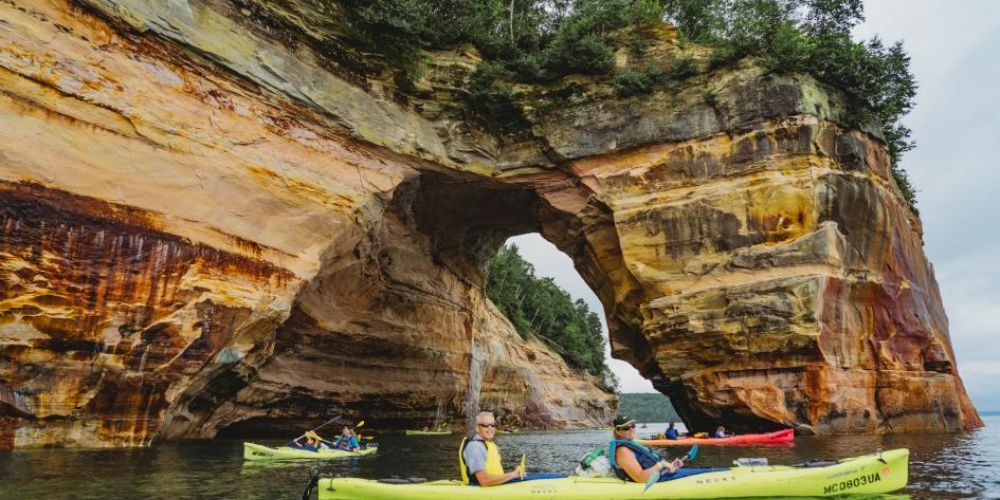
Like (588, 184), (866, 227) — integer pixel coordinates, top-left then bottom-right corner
(243, 442), (377, 461)
(404, 430), (452, 436)
(315, 448), (908, 499)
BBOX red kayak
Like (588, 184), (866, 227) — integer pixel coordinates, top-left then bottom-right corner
(637, 428), (794, 446)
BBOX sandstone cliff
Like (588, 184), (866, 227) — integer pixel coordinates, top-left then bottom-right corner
(0, 0), (980, 447)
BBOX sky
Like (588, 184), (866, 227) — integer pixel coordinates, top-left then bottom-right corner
(507, 1), (1000, 410)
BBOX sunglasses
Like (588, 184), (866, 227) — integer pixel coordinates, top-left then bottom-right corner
(616, 425), (635, 431)
(478, 423), (497, 428)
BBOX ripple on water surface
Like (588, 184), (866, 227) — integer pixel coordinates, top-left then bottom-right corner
(0, 416), (997, 499)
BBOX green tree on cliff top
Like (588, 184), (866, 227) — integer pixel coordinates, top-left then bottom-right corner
(661, 0), (917, 206)
(338, 0), (918, 207)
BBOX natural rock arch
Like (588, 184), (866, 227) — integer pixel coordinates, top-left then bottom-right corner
(0, 0), (980, 448)
(158, 168), (627, 440)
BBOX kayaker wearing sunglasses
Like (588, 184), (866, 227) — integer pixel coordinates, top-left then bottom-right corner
(610, 415), (683, 482)
(459, 411), (524, 486)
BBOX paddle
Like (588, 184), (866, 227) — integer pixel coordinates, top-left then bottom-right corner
(518, 454), (526, 479)
(643, 445), (699, 493)
(289, 415), (342, 447)
(349, 421), (367, 449)
(301, 466), (320, 500)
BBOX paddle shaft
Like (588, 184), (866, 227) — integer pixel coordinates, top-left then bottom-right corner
(289, 414), (342, 445)
(677, 444), (699, 463)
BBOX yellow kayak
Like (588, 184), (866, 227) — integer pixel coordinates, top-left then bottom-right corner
(316, 448), (908, 499)
(404, 430), (452, 436)
(243, 442), (377, 461)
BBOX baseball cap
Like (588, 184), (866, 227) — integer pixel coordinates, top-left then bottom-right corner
(613, 416), (637, 428)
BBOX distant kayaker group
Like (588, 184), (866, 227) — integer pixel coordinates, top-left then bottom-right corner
(290, 425), (363, 452)
(655, 421), (727, 441)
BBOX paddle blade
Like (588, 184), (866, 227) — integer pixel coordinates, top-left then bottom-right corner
(687, 445), (699, 462)
(356, 420), (365, 428)
(643, 469), (661, 493)
(519, 454), (526, 479)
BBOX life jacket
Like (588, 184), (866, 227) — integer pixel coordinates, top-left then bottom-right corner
(608, 439), (663, 482)
(459, 435), (504, 485)
(333, 434), (358, 450)
(666, 428), (679, 440)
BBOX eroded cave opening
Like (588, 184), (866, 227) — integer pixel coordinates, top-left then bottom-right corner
(186, 166), (645, 438)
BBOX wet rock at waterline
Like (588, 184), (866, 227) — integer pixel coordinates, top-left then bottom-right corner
(0, 0), (979, 447)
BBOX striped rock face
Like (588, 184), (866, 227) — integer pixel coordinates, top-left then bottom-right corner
(0, 0), (978, 447)
(0, 0), (618, 448)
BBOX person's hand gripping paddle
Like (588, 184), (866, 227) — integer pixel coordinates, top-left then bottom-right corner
(643, 445), (700, 493)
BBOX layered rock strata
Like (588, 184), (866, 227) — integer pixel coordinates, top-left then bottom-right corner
(0, 0), (980, 447)
(0, 0), (616, 447)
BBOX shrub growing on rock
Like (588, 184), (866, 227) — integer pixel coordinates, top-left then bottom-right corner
(662, 0), (918, 208)
(333, 0), (919, 208)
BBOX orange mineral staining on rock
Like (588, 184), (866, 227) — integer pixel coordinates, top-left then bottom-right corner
(0, 0), (978, 449)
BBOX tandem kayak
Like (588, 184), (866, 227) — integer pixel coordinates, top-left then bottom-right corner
(404, 430), (452, 436)
(313, 448), (908, 499)
(243, 442), (377, 461)
(639, 428), (794, 446)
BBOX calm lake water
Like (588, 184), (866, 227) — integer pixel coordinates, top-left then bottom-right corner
(1, 416), (997, 499)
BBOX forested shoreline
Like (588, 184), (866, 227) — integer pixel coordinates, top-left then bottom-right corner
(485, 244), (614, 388)
(619, 393), (681, 422)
